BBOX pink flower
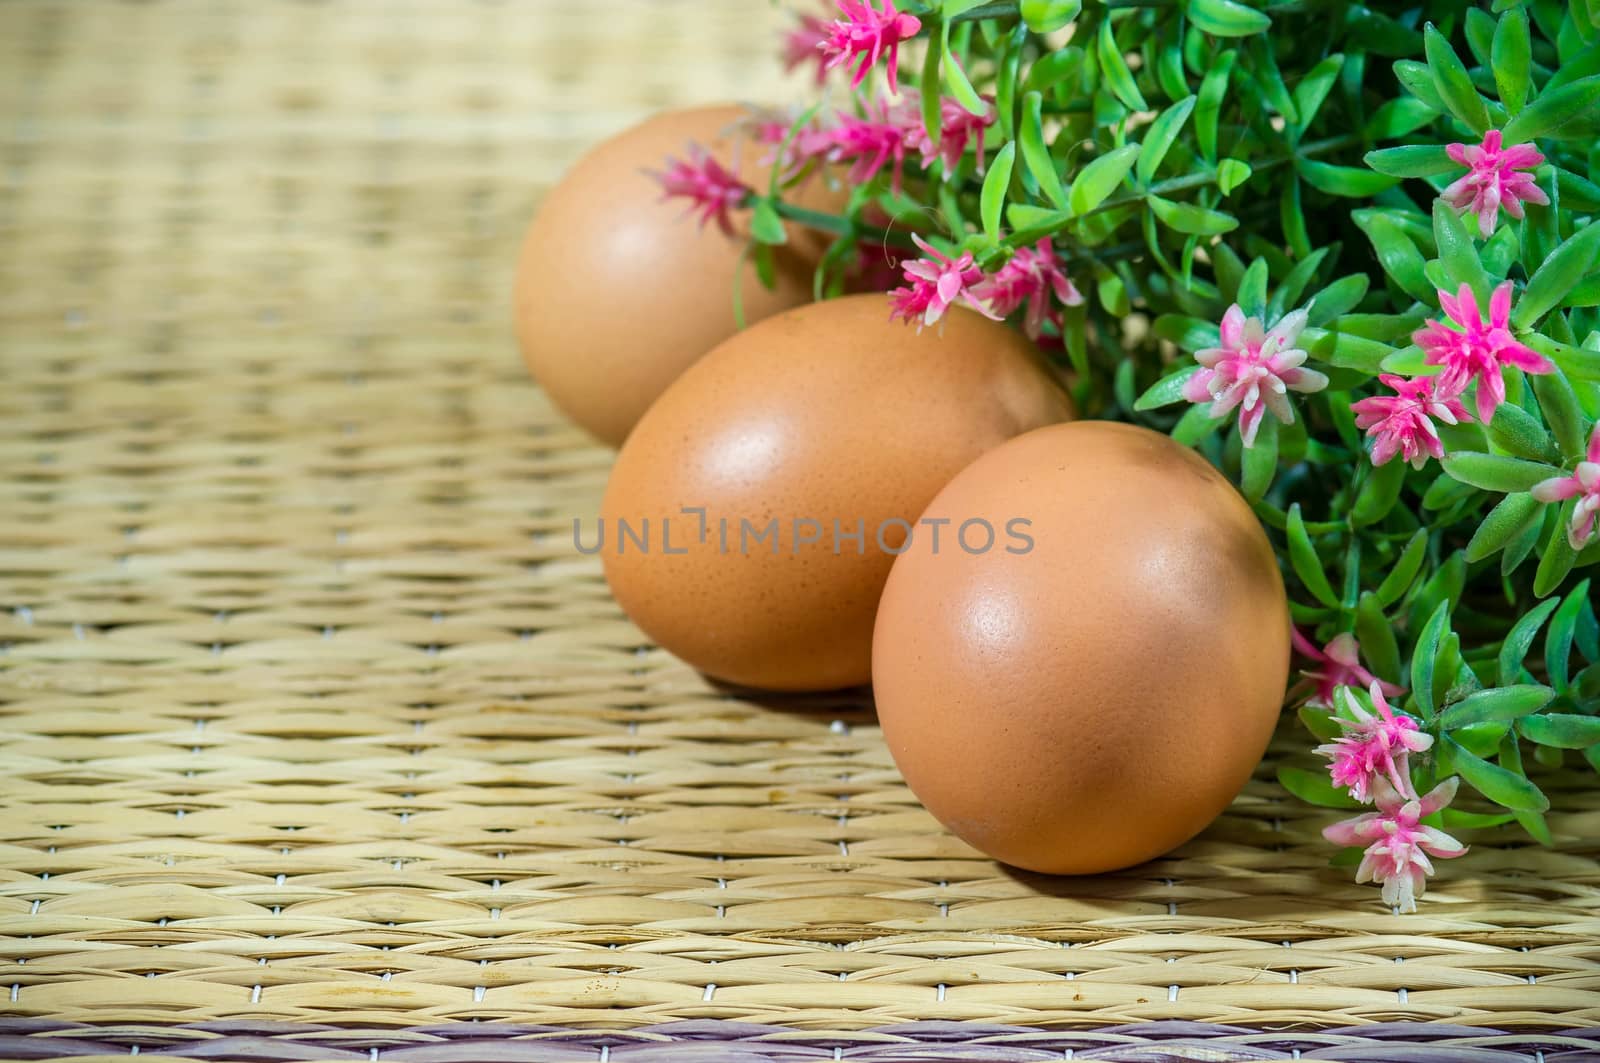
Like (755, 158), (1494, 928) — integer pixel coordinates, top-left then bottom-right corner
(1414, 282), (1553, 424)
(972, 238), (1083, 339)
(888, 234), (1000, 328)
(1181, 304), (1329, 447)
(1292, 629), (1406, 710)
(751, 112), (836, 182)
(820, 0), (922, 95)
(1323, 776), (1467, 913)
(903, 94), (997, 175)
(782, 12), (833, 85)
(826, 96), (917, 195)
(1315, 681), (1433, 804)
(1351, 373), (1473, 469)
(1442, 129), (1549, 238)
(1531, 422), (1600, 550)
(654, 145), (752, 236)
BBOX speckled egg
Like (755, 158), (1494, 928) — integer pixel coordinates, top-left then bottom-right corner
(872, 421), (1290, 874)
(598, 295), (1075, 691)
(514, 104), (836, 446)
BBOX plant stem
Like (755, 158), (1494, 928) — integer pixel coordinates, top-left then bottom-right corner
(1002, 133), (1360, 249)
(771, 199), (921, 251)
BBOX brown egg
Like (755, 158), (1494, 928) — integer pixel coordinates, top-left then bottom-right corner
(599, 295), (1074, 691)
(872, 421), (1289, 874)
(515, 104), (837, 446)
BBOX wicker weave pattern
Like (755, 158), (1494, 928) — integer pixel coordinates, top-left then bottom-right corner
(1, 0), (1598, 1032)
(4, 1020), (1600, 1062)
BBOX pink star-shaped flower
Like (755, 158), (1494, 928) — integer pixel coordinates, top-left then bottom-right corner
(888, 234), (999, 328)
(826, 96), (917, 196)
(1324, 776), (1467, 913)
(902, 93), (996, 176)
(653, 145), (752, 236)
(1414, 282), (1553, 424)
(1351, 373), (1473, 469)
(1531, 421), (1600, 550)
(781, 12), (832, 86)
(1291, 629), (1405, 710)
(1181, 304), (1329, 447)
(820, 0), (922, 95)
(971, 238), (1083, 339)
(1442, 129), (1549, 238)
(1315, 681), (1433, 804)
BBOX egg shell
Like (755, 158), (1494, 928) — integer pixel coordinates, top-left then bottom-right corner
(514, 104), (837, 446)
(600, 294), (1074, 692)
(871, 420), (1290, 874)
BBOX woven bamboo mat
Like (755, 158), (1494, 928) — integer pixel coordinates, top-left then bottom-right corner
(2, 0), (1599, 1044)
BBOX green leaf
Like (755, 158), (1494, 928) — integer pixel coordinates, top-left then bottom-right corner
(1137, 96), (1196, 186)
(1241, 416), (1278, 500)
(1149, 195), (1238, 235)
(1356, 592), (1403, 684)
(1518, 713), (1600, 748)
(1007, 202), (1070, 231)
(1374, 530), (1428, 608)
(1364, 144), (1458, 177)
(1278, 765), (1362, 809)
(1445, 736), (1551, 811)
(1533, 507), (1580, 597)
(1188, 0), (1271, 37)
(750, 199), (787, 246)
(1307, 275), (1370, 326)
(1020, 0), (1081, 33)
(1412, 600), (1453, 719)
(980, 143), (1016, 242)
(1171, 404), (1226, 445)
(1287, 503), (1340, 608)
(1023, 45), (1084, 94)
(1152, 314), (1221, 352)
(1465, 7), (1496, 66)
(1466, 492), (1543, 561)
(1292, 54), (1344, 131)
(942, 22), (988, 116)
(1358, 215), (1433, 303)
(1316, 330), (1394, 373)
(1502, 74), (1600, 142)
(1534, 371), (1590, 462)
(1493, 6), (1532, 113)
(1487, 402), (1557, 462)
(1196, 50), (1237, 162)
(1547, 579), (1590, 689)
(1499, 596), (1562, 685)
(1097, 16), (1147, 112)
(1433, 198), (1492, 301)
(1238, 259), (1269, 316)
(1440, 451), (1562, 492)
(1439, 807), (1517, 830)
(920, 34), (944, 148)
(1513, 222), (1600, 328)
(1216, 158), (1252, 195)
(1425, 23), (1492, 133)
(1366, 97), (1440, 139)
(1298, 159), (1400, 197)
(942, 0), (990, 15)
(1352, 456), (1407, 527)
(1395, 59), (1448, 111)
(1019, 92), (1066, 209)
(1379, 347), (1432, 375)
(1438, 684), (1555, 728)
(1134, 366), (1202, 411)
(1070, 144), (1140, 216)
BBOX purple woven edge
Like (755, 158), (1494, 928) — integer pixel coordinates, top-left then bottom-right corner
(3, 1020), (1600, 1063)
